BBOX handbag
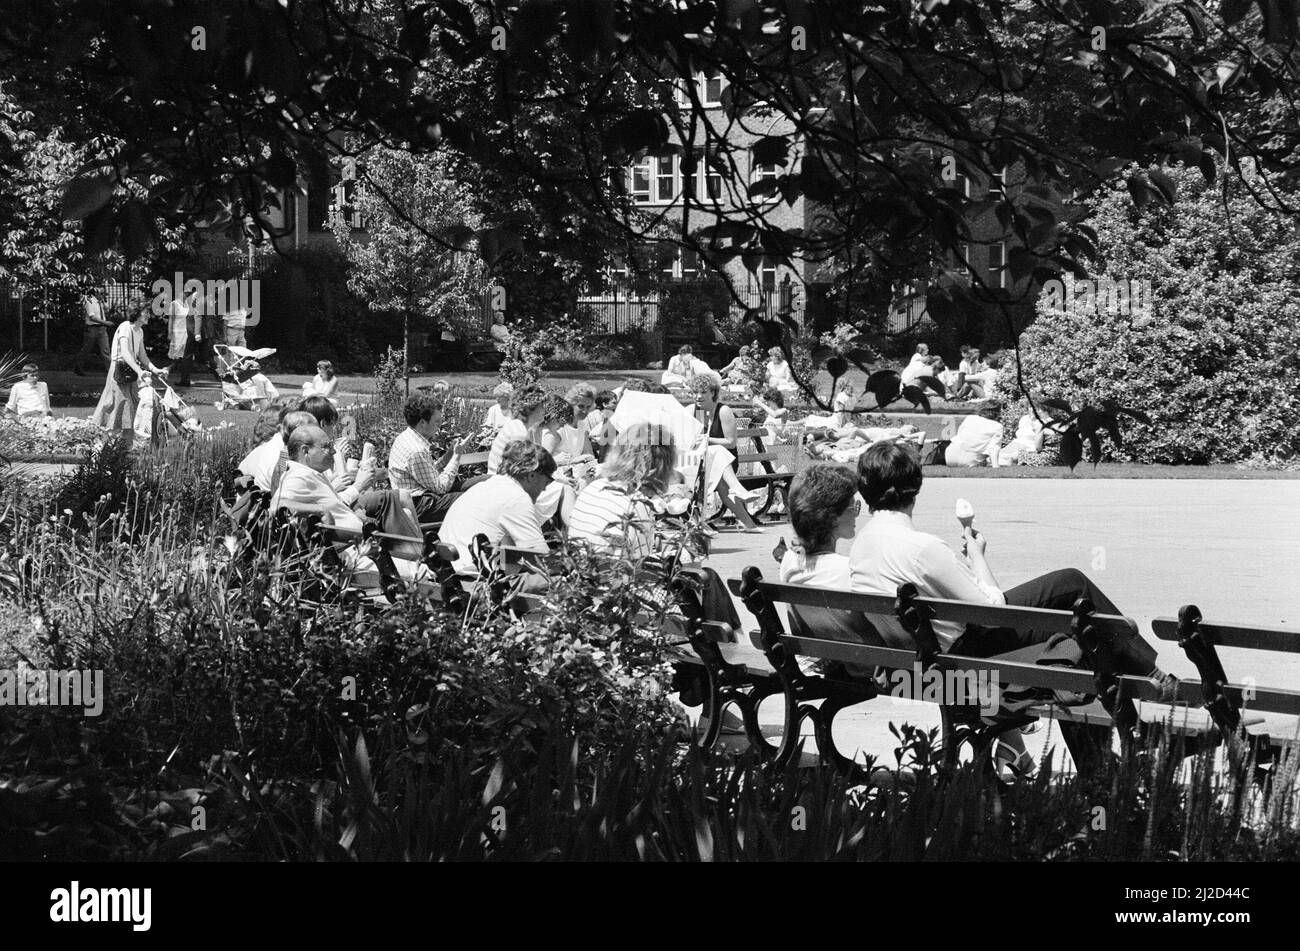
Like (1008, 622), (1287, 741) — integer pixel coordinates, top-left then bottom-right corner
(114, 361), (138, 386)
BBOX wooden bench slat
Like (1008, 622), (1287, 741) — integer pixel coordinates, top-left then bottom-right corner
(1152, 618), (1300, 653)
(780, 634), (1105, 694)
(736, 451), (780, 464)
(737, 579), (1140, 640)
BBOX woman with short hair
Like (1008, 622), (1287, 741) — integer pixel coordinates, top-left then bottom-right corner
(91, 304), (167, 431)
(690, 375), (763, 532)
(779, 465), (878, 676)
(485, 381), (514, 432)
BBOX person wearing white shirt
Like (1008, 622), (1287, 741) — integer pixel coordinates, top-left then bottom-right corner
(240, 431), (286, 492)
(74, 291), (113, 376)
(944, 405), (1006, 468)
(438, 441), (554, 580)
(273, 424), (426, 566)
(662, 345), (697, 388)
(998, 411), (1066, 465)
(224, 306), (249, 348)
(301, 361), (339, 403)
(484, 381), (513, 432)
(847, 442), (1170, 769)
(765, 347), (799, 398)
(778, 465), (879, 677)
(899, 344), (931, 388)
(5, 364), (52, 417)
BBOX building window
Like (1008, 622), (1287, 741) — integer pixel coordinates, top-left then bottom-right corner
(701, 150), (723, 201)
(760, 256), (779, 291)
(655, 155), (677, 203)
(629, 158), (652, 204)
(989, 165), (1007, 200)
(701, 72), (725, 106)
(988, 241), (1007, 289)
(953, 172), (971, 198)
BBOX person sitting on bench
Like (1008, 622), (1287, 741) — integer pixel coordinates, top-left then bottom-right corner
(388, 390), (476, 521)
(779, 464), (879, 677)
(272, 424), (426, 569)
(568, 423), (679, 558)
(437, 440), (555, 589)
(848, 441), (1175, 775)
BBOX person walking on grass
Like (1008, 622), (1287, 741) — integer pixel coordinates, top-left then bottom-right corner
(91, 305), (167, 432)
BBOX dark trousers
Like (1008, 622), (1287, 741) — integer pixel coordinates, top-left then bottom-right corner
(75, 325), (111, 373)
(950, 568), (1158, 678)
(412, 491), (460, 522)
(169, 336), (196, 385)
(949, 567), (1161, 774)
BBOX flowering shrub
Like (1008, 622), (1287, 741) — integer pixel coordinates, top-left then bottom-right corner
(0, 415), (100, 457)
(999, 163), (1300, 465)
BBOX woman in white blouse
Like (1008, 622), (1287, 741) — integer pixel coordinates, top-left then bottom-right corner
(91, 305), (167, 431)
(302, 361), (339, 403)
(765, 347), (799, 398)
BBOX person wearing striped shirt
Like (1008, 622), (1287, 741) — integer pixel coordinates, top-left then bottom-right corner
(568, 423), (679, 557)
(388, 391), (476, 521)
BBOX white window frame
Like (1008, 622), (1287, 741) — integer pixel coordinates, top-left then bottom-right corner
(700, 71), (726, 107)
(759, 256), (779, 291)
(989, 165), (1008, 200)
(629, 157), (653, 204)
(751, 152), (782, 204)
(988, 241), (1007, 289)
(654, 154), (678, 204)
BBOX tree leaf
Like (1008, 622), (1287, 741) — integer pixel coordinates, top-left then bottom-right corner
(1060, 430), (1083, 471)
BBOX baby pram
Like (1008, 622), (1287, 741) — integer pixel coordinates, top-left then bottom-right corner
(134, 375), (200, 448)
(213, 344), (279, 410)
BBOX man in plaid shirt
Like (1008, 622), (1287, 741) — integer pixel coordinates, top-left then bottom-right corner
(388, 391), (477, 521)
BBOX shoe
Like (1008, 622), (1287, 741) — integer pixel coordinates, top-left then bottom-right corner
(1153, 670), (1181, 703)
(994, 742), (1038, 782)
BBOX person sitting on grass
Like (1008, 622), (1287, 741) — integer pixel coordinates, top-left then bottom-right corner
(662, 345), (697, 388)
(388, 391), (477, 522)
(437, 439), (555, 587)
(4, 363), (52, 418)
(900, 343), (932, 388)
(719, 344), (752, 384)
(779, 464), (878, 677)
(944, 402), (1006, 468)
(484, 381), (513, 432)
(765, 347), (799, 399)
(848, 441), (1175, 778)
(999, 409), (1067, 466)
(301, 361), (339, 403)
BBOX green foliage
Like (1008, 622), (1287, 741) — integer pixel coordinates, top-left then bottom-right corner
(331, 147), (487, 341)
(1001, 164), (1300, 464)
(498, 328), (550, 391)
(372, 346), (407, 417)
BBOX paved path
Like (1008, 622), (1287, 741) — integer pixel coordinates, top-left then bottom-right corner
(696, 478), (1300, 771)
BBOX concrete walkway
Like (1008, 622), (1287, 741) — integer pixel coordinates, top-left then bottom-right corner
(697, 478), (1300, 771)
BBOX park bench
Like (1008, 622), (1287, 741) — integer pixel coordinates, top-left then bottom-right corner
(730, 421), (793, 519)
(723, 568), (1300, 782)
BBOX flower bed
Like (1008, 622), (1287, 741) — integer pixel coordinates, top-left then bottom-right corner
(0, 416), (101, 461)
